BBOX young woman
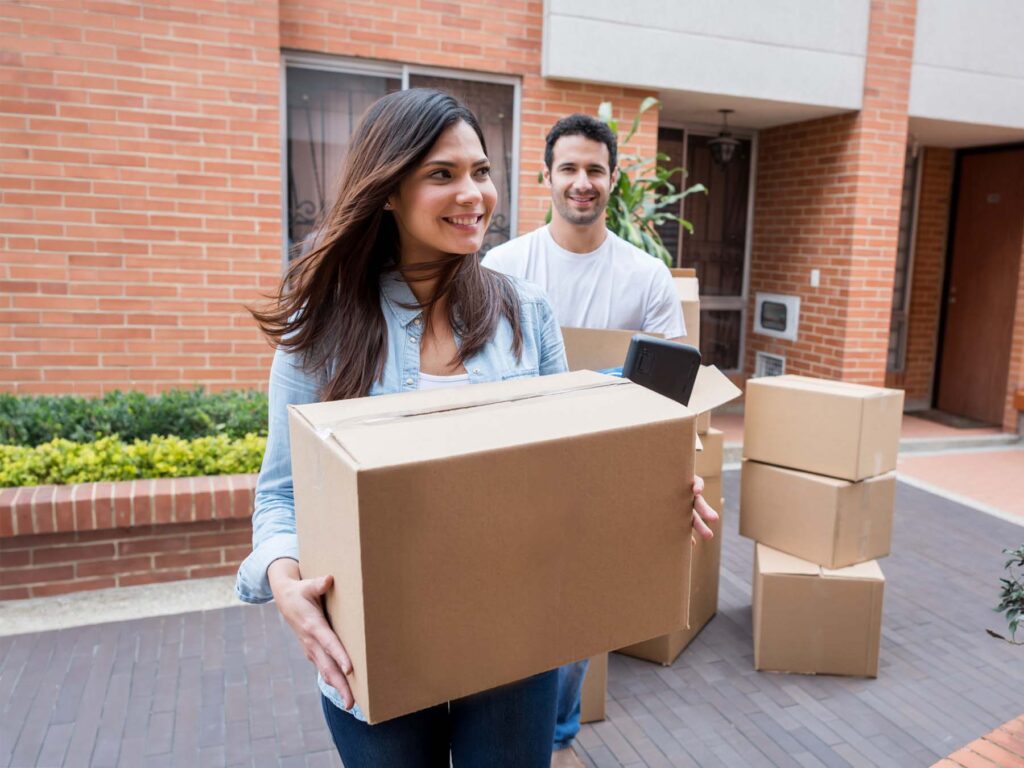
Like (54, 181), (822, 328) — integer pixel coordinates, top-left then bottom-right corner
(235, 89), (566, 767)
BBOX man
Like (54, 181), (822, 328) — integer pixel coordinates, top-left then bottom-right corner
(483, 114), (717, 768)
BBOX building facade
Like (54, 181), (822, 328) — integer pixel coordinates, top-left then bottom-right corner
(3, 0), (1024, 432)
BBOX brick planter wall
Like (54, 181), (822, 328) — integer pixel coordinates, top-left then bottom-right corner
(0, 474), (255, 600)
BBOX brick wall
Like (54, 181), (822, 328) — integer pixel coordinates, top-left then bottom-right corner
(0, 474), (255, 599)
(277, 0), (659, 234)
(1, 1), (657, 397)
(886, 147), (953, 406)
(0, 2), (283, 396)
(745, 0), (917, 385)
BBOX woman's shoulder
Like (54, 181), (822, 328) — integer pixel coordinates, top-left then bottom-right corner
(499, 272), (553, 309)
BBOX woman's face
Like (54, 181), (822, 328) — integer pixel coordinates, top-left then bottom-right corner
(388, 120), (497, 263)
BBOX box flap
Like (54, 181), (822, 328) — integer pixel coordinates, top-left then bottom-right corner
(755, 543), (820, 576)
(688, 366), (741, 415)
(822, 559), (885, 582)
(295, 371), (692, 470)
(670, 268), (697, 278)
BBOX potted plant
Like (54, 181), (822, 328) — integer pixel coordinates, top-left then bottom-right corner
(988, 544), (1024, 645)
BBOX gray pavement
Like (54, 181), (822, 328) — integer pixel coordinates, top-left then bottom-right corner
(2, 470), (1022, 767)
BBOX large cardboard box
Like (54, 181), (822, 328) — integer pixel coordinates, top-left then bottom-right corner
(743, 375), (904, 481)
(670, 268), (700, 348)
(753, 543), (884, 678)
(289, 371), (697, 723)
(579, 653), (608, 723)
(695, 428), (723, 478)
(617, 501), (723, 665)
(740, 461), (895, 568)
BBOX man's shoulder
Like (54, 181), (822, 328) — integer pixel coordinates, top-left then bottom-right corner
(481, 227), (543, 269)
(605, 231), (671, 276)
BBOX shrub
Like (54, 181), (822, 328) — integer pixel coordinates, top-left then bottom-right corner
(0, 434), (267, 487)
(0, 388), (268, 446)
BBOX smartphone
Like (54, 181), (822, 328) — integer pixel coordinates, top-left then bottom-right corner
(621, 335), (702, 406)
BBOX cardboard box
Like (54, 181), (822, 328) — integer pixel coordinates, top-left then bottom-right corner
(289, 371), (699, 723)
(695, 410), (711, 434)
(740, 461), (894, 568)
(695, 427), (723, 479)
(617, 498), (723, 666)
(743, 375), (904, 481)
(753, 543), (884, 678)
(669, 269), (700, 349)
(579, 653), (607, 723)
(561, 327), (649, 372)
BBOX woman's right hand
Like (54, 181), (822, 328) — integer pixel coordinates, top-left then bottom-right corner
(268, 558), (355, 709)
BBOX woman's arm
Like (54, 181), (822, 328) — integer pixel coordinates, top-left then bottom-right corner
(235, 346), (317, 603)
(535, 294), (569, 376)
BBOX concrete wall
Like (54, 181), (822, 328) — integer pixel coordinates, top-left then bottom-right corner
(910, 0), (1024, 133)
(543, 0), (870, 112)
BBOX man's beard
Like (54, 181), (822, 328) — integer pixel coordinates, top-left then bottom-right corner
(553, 191), (606, 225)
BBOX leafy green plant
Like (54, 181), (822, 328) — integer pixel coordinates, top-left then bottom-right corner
(539, 97), (706, 266)
(988, 544), (1024, 645)
(0, 388), (268, 447)
(0, 433), (267, 487)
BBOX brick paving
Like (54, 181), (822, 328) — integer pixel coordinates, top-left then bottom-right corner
(2, 470), (1022, 767)
(931, 715), (1024, 768)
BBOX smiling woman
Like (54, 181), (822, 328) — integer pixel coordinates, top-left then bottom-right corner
(239, 89), (568, 767)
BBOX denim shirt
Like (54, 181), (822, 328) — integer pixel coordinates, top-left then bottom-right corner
(235, 272), (568, 719)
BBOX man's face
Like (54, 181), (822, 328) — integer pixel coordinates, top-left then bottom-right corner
(545, 134), (616, 226)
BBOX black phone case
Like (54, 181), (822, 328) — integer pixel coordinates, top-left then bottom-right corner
(621, 335), (702, 406)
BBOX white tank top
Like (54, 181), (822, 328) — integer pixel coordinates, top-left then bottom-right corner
(417, 371), (471, 391)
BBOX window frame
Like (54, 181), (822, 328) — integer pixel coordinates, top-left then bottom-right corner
(279, 51), (521, 269)
(658, 120), (759, 375)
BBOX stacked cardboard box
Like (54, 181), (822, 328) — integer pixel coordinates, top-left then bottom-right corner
(741, 375), (904, 678)
(617, 420), (725, 665)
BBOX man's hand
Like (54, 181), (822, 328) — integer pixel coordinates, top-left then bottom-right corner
(268, 558), (355, 709)
(691, 474), (719, 542)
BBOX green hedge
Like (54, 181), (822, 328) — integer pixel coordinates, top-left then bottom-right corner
(0, 434), (267, 488)
(0, 389), (268, 446)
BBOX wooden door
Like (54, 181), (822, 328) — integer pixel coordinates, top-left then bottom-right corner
(936, 148), (1024, 424)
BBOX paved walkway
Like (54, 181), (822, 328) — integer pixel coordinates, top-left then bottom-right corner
(2, 471), (1022, 767)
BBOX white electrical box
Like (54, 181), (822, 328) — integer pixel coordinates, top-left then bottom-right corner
(753, 293), (800, 342)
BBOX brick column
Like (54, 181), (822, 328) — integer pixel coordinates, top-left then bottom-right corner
(747, 1), (917, 385)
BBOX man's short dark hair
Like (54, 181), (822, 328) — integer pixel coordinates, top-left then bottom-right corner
(544, 114), (617, 172)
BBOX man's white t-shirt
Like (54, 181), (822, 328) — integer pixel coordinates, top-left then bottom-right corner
(482, 226), (685, 338)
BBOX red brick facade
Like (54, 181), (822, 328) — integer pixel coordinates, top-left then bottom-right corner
(1, 0), (656, 396)
(1, 2), (283, 396)
(745, 0), (918, 386)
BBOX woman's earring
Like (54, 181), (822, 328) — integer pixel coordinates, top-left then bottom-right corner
(383, 202), (393, 210)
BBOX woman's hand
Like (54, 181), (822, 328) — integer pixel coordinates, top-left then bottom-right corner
(268, 558), (356, 709)
(691, 474), (719, 542)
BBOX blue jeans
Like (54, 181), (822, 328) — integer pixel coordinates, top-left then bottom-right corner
(320, 670), (558, 768)
(553, 659), (589, 751)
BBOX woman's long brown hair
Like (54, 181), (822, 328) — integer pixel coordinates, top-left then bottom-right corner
(251, 89), (523, 400)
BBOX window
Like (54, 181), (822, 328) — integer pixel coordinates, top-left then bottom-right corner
(656, 127), (755, 372)
(887, 145), (921, 372)
(283, 55), (519, 262)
